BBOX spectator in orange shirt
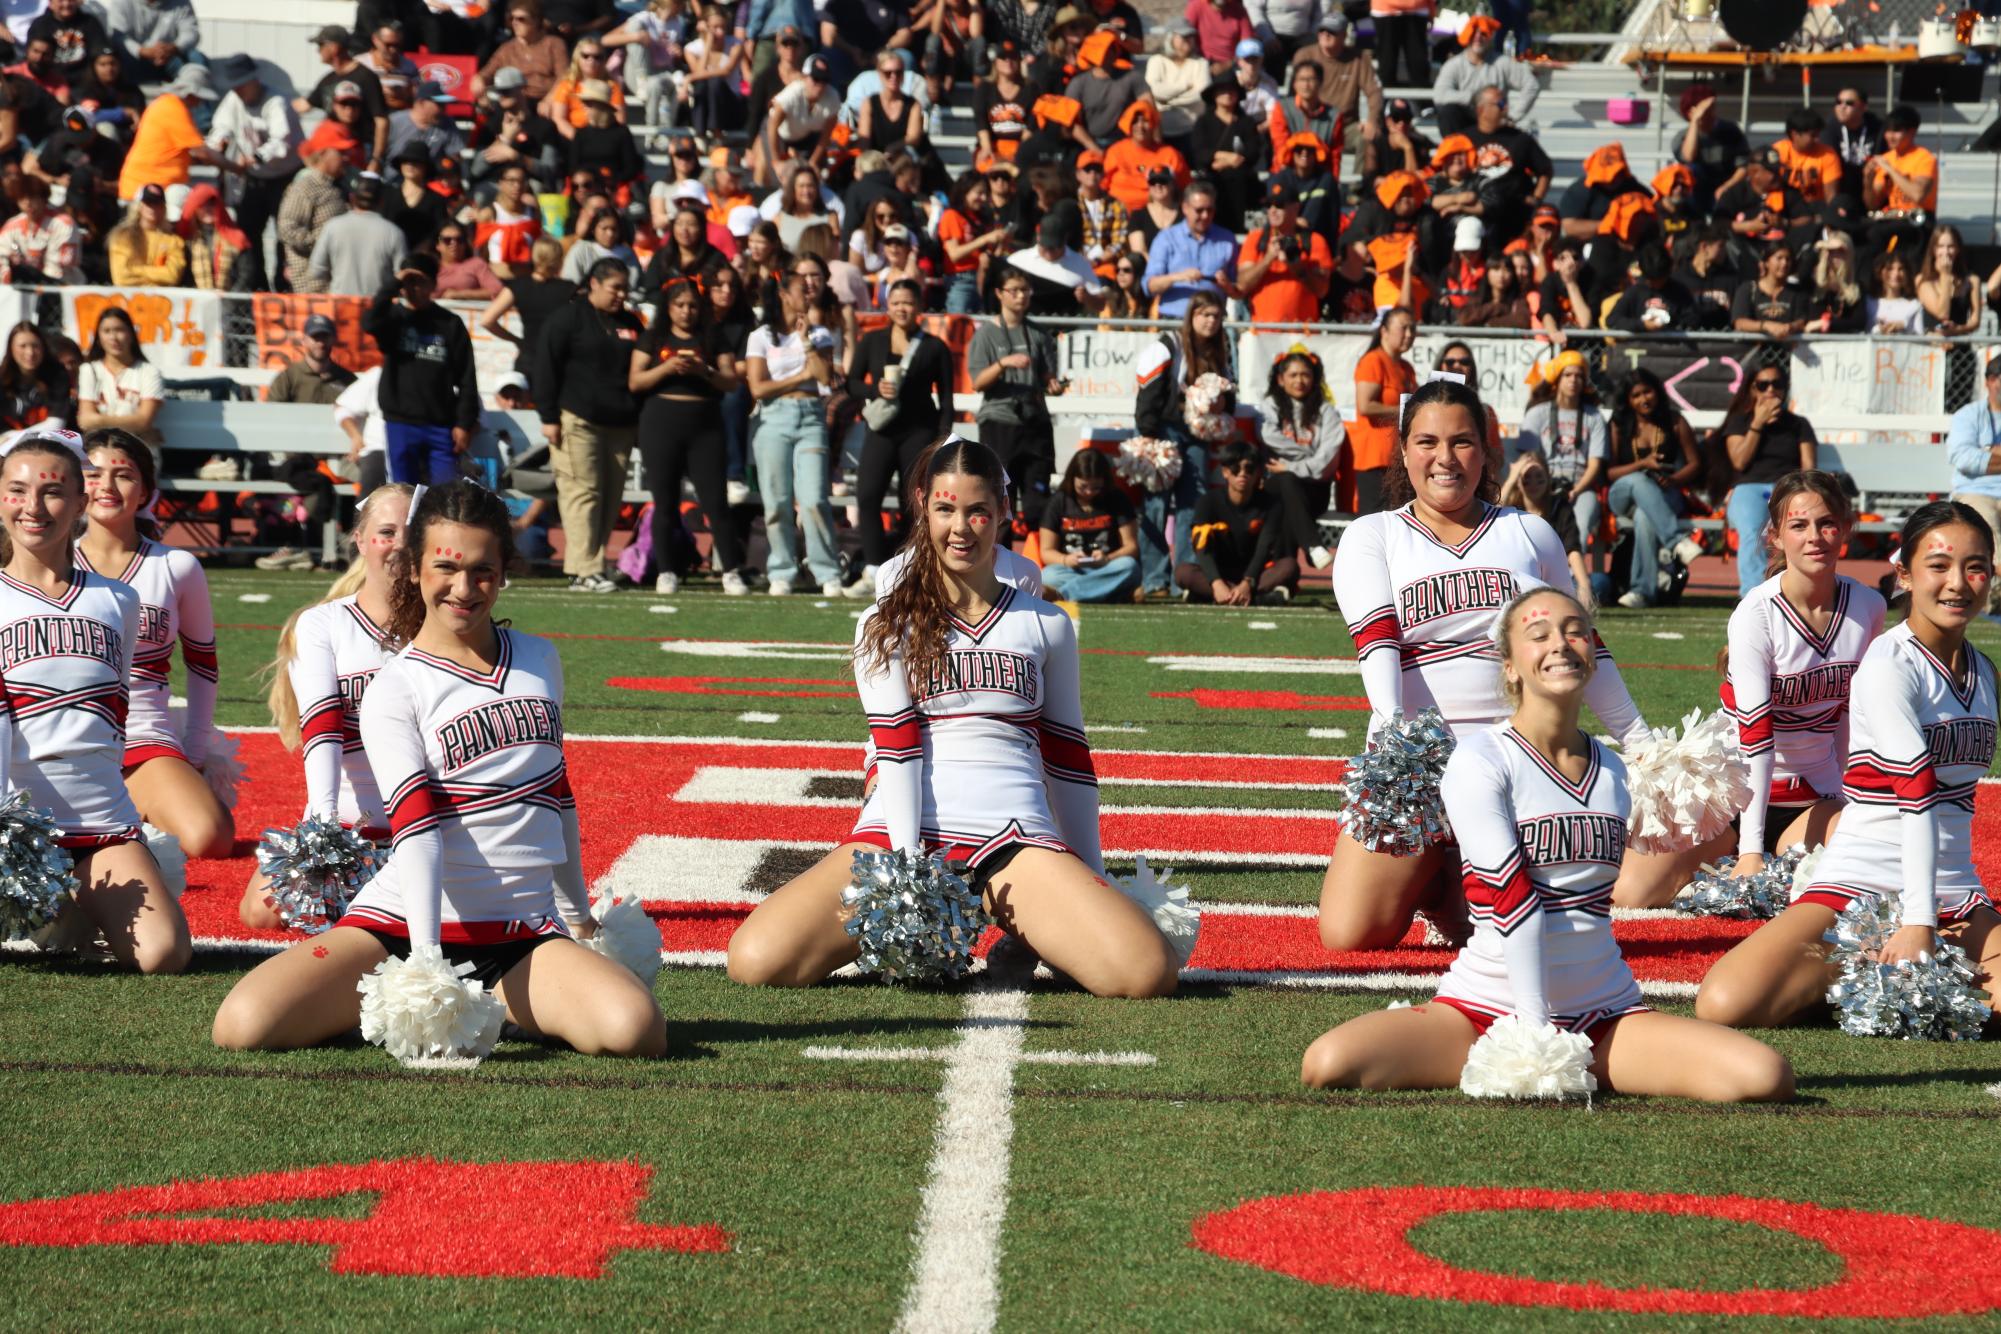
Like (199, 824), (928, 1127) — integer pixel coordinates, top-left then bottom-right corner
(1350, 304), (1417, 514)
(1266, 58), (1340, 170)
(1773, 107), (1841, 203)
(543, 36), (629, 141)
(1104, 102), (1188, 210)
(118, 65), (244, 209)
(1863, 104), (1936, 257)
(1238, 179), (1331, 325)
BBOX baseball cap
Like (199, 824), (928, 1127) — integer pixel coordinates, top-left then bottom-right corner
(1077, 149), (1105, 169)
(992, 38), (1022, 59)
(1234, 37), (1264, 60)
(1532, 201), (1561, 223)
(1755, 146), (1783, 171)
(1166, 17), (1196, 36)
(776, 22), (805, 42)
(1267, 179), (1299, 208)
(62, 106), (89, 130)
(495, 371), (530, 395)
(332, 79), (363, 102)
(303, 314), (338, 339)
(138, 183), (165, 207)
(1454, 216), (1486, 250)
(670, 178), (709, 204)
(804, 54), (831, 81)
(491, 66), (526, 92)
(1317, 12), (1349, 31)
(1985, 354), (2001, 381)
(310, 24), (351, 46)
(348, 171), (383, 201)
(881, 223), (911, 243)
(727, 203), (761, 237)
(417, 80), (453, 103)
(1145, 166), (1175, 185)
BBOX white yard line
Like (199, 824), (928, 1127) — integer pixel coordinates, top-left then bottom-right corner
(894, 987), (1028, 1334)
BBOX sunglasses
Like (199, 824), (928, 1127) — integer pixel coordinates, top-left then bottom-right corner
(1222, 462), (1259, 475)
(580, 50), (604, 58)
(439, 234), (465, 244)
(1753, 378), (1784, 392)
(1440, 357), (1473, 370)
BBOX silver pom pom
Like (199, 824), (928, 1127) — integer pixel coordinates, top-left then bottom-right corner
(255, 817), (379, 935)
(840, 848), (991, 983)
(1335, 710), (1455, 856)
(0, 790), (77, 940)
(1675, 847), (1808, 920)
(1823, 895), (1991, 1041)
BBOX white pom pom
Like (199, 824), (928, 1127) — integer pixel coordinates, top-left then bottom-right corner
(140, 823), (186, 899)
(1459, 1014), (1599, 1101)
(199, 729), (242, 810)
(1113, 436), (1183, 493)
(1111, 856), (1200, 967)
(1789, 844), (1825, 898)
(357, 945), (506, 1069)
(1622, 709), (1752, 855)
(582, 892), (663, 986)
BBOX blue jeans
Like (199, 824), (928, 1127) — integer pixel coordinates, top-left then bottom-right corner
(1728, 482), (1775, 596)
(384, 420), (459, 486)
(1042, 555), (1141, 603)
(944, 272), (981, 315)
(1139, 434), (1209, 592)
(1609, 472), (1692, 605)
(752, 397), (841, 586)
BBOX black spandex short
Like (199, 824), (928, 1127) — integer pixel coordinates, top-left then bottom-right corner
(356, 929), (559, 990)
(1729, 803), (1812, 857)
(961, 841), (1033, 897)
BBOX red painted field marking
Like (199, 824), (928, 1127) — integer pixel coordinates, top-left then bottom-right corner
(0, 1158), (728, 1278)
(1152, 689), (1374, 712)
(1191, 1186), (2001, 1317)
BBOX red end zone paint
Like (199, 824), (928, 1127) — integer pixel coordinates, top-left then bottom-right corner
(0, 1158), (728, 1278)
(1152, 689), (1374, 712)
(607, 676), (855, 698)
(1190, 1186), (2001, 1317)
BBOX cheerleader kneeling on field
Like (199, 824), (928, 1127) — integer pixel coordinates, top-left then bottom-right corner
(1697, 501), (2001, 1030)
(727, 437), (1180, 998)
(1615, 470), (1884, 907)
(213, 481), (664, 1056)
(1324, 379), (1646, 952)
(1302, 586), (1793, 1101)
(238, 484), (413, 929)
(0, 428), (188, 972)
(77, 429), (233, 858)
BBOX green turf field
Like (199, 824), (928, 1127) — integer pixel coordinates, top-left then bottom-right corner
(3, 577), (1999, 1330)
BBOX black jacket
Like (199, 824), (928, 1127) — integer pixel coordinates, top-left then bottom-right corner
(847, 326), (955, 440)
(362, 285), (481, 430)
(1190, 487), (1282, 584)
(532, 297), (643, 427)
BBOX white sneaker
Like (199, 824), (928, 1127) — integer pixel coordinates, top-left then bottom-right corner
(821, 579), (844, 597)
(842, 566), (877, 598)
(1617, 590), (1648, 609)
(654, 572), (680, 595)
(1308, 545), (1333, 569)
(569, 573), (617, 593)
(727, 480), (751, 505)
(721, 570), (749, 595)
(1673, 535), (1705, 567)
(255, 546), (313, 571)
(768, 578), (794, 596)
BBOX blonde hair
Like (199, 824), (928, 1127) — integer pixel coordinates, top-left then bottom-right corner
(1495, 584), (1594, 707)
(530, 235), (565, 279)
(262, 485), (415, 749)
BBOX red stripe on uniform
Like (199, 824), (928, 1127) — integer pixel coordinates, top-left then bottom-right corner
(1844, 757), (1935, 806)
(387, 781), (442, 838)
(1037, 723), (1096, 782)
(1349, 610), (1401, 653)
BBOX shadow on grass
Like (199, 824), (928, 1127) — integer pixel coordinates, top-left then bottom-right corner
(1792, 1068), (2001, 1093)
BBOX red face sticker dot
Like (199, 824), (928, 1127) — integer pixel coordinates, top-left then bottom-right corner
(969, 514), (990, 527)
(312, 946), (329, 958)
(1520, 608), (1550, 624)
(1928, 539), (1955, 556)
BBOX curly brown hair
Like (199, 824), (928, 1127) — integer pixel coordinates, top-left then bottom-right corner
(857, 436), (1008, 694)
(1382, 378), (1502, 511)
(385, 480), (522, 648)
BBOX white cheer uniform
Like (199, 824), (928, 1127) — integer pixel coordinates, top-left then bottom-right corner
(862, 545), (1043, 784)
(0, 568), (140, 847)
(75, 540), (218, 767)
(340, 629), (590, 947)
(852, 584), (1102, 874)
(290, 596), (394, 836)
(1722, 574), (1884, 857)
(1796, 623), (1996, 927)
(1435, 725), (1646, 1032)
(1335, 502), (1645, 741)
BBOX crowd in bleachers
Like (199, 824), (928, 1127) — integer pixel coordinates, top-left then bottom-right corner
(0, 0), (1993, 610)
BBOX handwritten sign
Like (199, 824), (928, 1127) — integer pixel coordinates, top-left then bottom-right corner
(251, 293), (379, 374)
(65, 287), (222, 370)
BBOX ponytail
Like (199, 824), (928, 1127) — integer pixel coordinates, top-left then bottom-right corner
(261, 484), (414, 750)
